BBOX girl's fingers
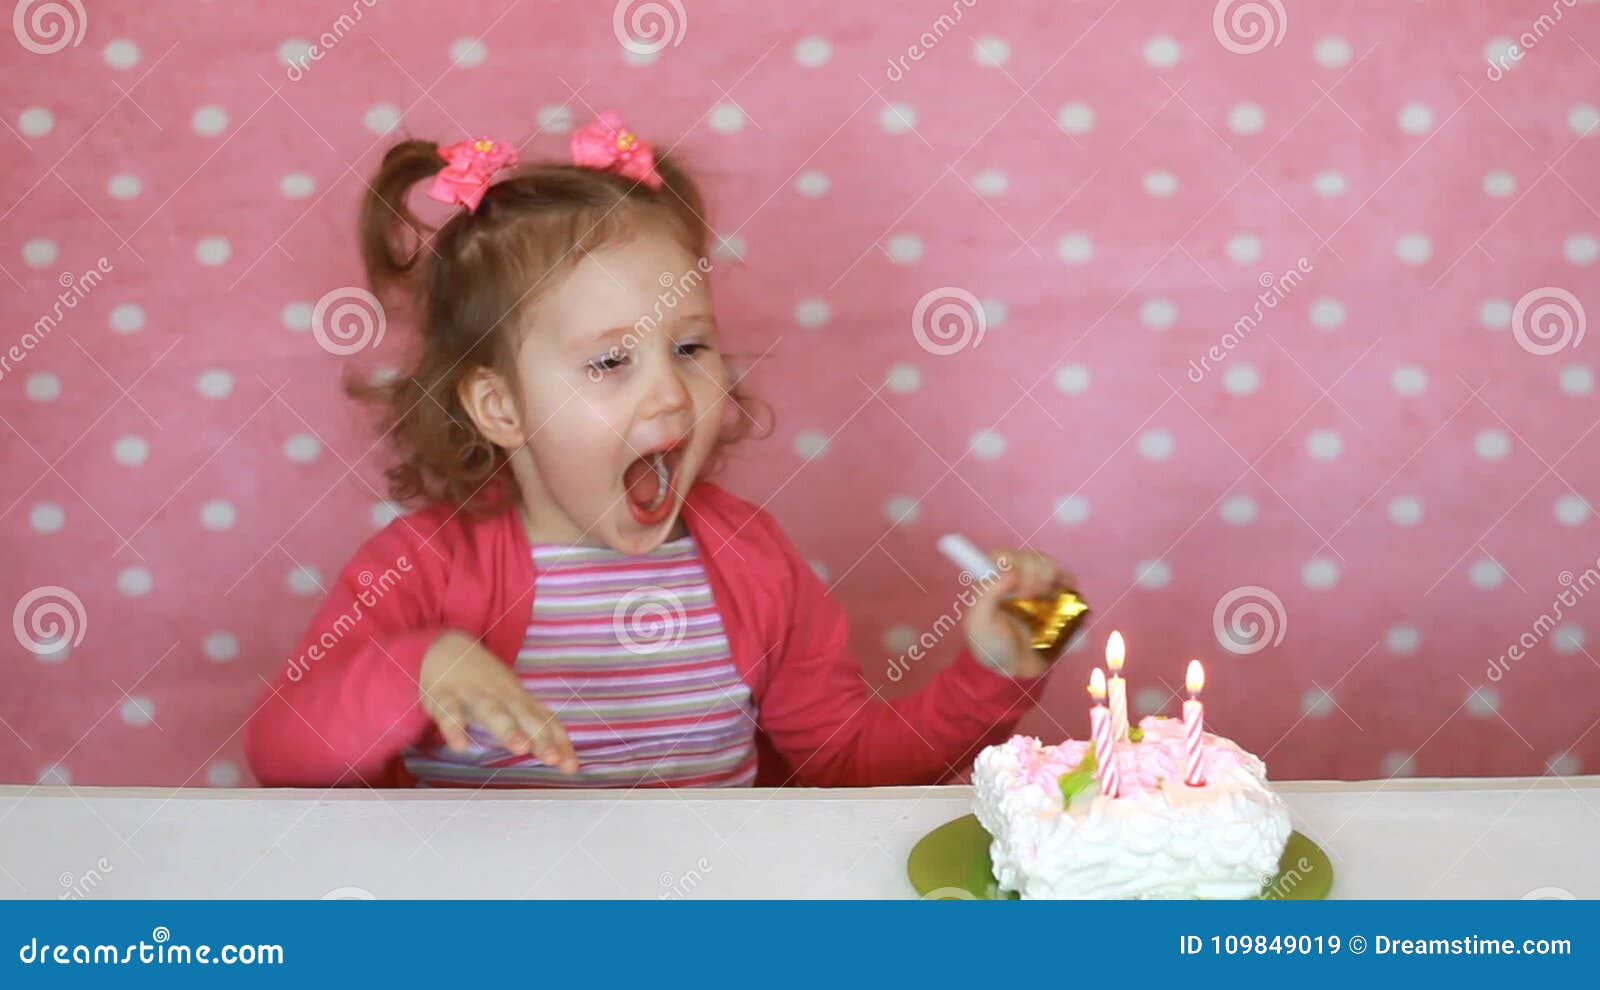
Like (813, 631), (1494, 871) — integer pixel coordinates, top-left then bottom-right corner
(472, 699), (527, 753)
(429, 695), (473, 752)
(511, 698), (579, 773)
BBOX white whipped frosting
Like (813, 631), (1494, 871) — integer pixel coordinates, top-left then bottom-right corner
(972, 716), (1292, 899)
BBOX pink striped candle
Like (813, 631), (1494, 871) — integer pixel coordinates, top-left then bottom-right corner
(1183, 659), (1206, 787)
(1088, 667), (1119, 797)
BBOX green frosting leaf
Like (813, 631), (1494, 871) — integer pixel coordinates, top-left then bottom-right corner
(1057, 747), (1098, 805)
(1128, 726), (1145, 743)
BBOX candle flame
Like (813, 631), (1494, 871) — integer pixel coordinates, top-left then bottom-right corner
(1088, 666), (1107, 700)
(1106, 630), (1125, 672)
(1186, 659), (1205, 695)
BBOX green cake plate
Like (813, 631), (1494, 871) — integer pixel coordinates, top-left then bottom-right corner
(907, 814), (1333, 900)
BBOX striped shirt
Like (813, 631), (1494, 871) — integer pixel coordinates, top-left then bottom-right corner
(403, 533), (759, 788)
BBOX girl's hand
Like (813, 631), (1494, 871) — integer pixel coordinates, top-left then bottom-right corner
(418, 631), (579, 773)
(963, 548), (1077, 679)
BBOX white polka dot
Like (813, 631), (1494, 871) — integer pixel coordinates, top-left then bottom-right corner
(1484, 37), (1516, 67)
(29, 503), (65, 534)
(207, 761), (242, 787)
(1387, 495), (1424, 526)
(278, 38), (312, 66)
(18, 107), (53, 138)
(120, 696), (156, 726)
(370, 366), (400, 387)
(1553, 624), (1584, 654)
(23, 239), (58, 268)
(1571, 104), (1600, 138)
(1465, 685), (1500, 717)
(1394, 233), (1432, 265)
(1547, 752), (1582, 776)
(1475, 428), (1510, 461)
(287, 565), (324, 596)
(793, 429), (828, 460)
(1386, 624), (1420, 654)
(981, 299), (1007, 327)
(27, 373), (61, 401)
(969, 429), (1005, 460)
(1135, 559), (1171, 589)
(1228, 103), (1265, 135)
(1391, 365), (1427, 395)
(1056, 103), (1094, 135)
(279, 172), (315, 199)
(1054, 363), (1090, 394)
(1053, 494), (1090, 525)
(196, 369), (234, 399)
(1565, 234), (1598, 266)
(794, 299), (829, 328)
(1397, 103), (1434, 135)
(796, 170), (830, 197)
(885, 233), (923, 263)
(1468, 558), (1505, 589)
(449, 37), (487, 68)
(622, 48), (658, 67)
(192, 105), (228, 136)
(282, 301), (313, 331)
(203, 631), (239, 662)
(1301, 687), (1334, 718)
(103, 38), (140, 70)
(879, 103), (916, 134)
(1056, 233), (1093, 264)
(200, 499), (237, 531)
(1312, 170), (1347, 197)
(284, 433), (322, 463)
(1479, 298), (1512, 329)
(37, 763), (70, 785)
(109, 303), (145, 334)
(1307, 429), (1342, 460)
(1314, 36), (1351, 68)
(884, 624), (917, 654)
(113, 435), (149, 466)
(1225, 234), (1261, 265)
(1133, 686), (1169, 716)
(1223, 363), (1260, 396)
(1140, 298), (1178, 330)
(884, 496), (920, 526)
(1142, 170), (1177, 197)
(364, 103), (402, 135)
(107, 173), (141, 199)
(195, 236), (231, 266)
(885, 363), (921, 393)
(1555, 493), (1590, 526)
(1138, 429), (1174, 461)
(709, 104), (745, 134)
(973, 37), (1011, 67)
(711, 234), (745, 263)
(1560, 365), (1594, 396)
(1310, 297), (1345, 329)
(1382, 751), (1417, 777)
(1143, 36), (1180, 68)
(1220, 494), (1257, 525)
(371, 500), (405, 528)
(973, 169), (1008, 196)
(118, 567), (153, 597)
(537, 105), (573, 134)
(795, 36), (832, 68)
(1302, 558), (1340, 590)
(1483, 170), (1516, 197)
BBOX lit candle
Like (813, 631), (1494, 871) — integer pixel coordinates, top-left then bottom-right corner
(1088, 667), (1120, 797)
(1106, 631), (1129, 742)
(1183, 659), (1206, 787)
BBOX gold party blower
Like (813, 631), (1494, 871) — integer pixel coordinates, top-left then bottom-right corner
(937, 534), (1090, 664)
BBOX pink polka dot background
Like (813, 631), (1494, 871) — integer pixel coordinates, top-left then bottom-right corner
(3, 2), (1598, 788)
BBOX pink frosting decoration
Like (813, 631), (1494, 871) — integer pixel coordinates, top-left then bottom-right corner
(570, 110), (663, 189)
(1007, 718), (1247, 799)
(428, 137), (519, 212)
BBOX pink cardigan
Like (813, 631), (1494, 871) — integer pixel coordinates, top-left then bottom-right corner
(245, 481), (1049, 787)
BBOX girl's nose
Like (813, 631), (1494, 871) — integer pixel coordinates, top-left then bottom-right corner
(639, 360), (692, 419)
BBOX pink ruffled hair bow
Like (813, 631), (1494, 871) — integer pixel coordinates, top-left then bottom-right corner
(427, 137), (519, 212)
(570, 110), (663, 189)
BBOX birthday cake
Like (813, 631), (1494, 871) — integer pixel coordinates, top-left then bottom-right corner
(972, 715), (1292, 899)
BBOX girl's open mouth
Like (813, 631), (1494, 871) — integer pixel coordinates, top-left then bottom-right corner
(622, 442), (686, 526)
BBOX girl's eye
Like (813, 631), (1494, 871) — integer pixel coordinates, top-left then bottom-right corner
(676, 342), (710, 358)
(587, 354), (627, 376)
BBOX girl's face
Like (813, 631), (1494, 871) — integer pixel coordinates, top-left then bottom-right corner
(465, 228), (730, 555)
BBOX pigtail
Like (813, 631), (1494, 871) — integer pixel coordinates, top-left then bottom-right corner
(358, 139), (445, 298)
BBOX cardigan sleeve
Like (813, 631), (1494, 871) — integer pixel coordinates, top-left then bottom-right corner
(244, 521), (449, 787)
(751, 511), (1052, 787)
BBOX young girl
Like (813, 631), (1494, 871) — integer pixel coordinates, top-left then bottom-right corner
(245, 111), (1075, 789)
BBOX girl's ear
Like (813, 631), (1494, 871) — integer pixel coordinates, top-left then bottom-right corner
(457, 368), (524, 449)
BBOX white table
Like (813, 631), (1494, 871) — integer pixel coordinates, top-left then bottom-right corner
(2, 777), (1595, 899)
